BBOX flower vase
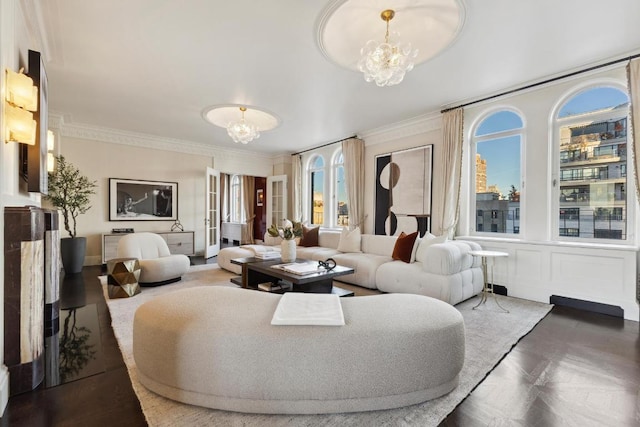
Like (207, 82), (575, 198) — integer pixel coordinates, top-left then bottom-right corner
(281, 239), (296, 262)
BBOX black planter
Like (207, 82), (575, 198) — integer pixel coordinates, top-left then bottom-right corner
(60, 237), (87, 274)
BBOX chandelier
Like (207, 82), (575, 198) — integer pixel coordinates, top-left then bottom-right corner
(226, 106), (260, 144)
(357, 9), (418, 87)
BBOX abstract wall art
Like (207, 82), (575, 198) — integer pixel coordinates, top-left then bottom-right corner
(374, 145), (433, 237)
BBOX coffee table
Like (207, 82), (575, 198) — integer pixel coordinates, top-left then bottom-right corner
(230, 257), (355, 297)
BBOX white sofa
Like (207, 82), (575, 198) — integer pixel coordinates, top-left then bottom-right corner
(134, 286), (465, 414)
(216, 229), (483, 305)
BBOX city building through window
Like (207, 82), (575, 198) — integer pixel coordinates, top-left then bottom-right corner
(555, 86), (629, 241)
(472, 110), (523, 235)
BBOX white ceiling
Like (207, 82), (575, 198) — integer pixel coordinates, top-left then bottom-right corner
(25, 0), (640, 155)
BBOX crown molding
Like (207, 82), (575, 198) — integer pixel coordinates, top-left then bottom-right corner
(51, 114), (274, 160)
(359, 112), (442, 146)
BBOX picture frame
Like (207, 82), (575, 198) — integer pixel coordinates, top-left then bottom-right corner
(256, 188), (264, 206)
(374, 145), (433, 237)
(109, 178), (178, 221)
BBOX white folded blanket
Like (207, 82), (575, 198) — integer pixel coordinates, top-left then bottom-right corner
(240, 244), (280, 254)
(271, 293), (345, 326)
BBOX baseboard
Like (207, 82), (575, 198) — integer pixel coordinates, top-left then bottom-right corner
(550, 295), (624, 318)
(0, 364), (9, 417)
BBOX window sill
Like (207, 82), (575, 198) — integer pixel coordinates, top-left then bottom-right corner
(457, 235), (639, 252)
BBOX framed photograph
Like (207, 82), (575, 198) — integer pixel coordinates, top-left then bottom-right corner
(109, 178), (178, 221)
(256, 188), (264, 206)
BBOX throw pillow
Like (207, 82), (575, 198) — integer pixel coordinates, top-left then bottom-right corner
(392, 231), (419, 263)
(415, 233), (448, 264)
(299, 225), (319, 247)
(337, 227), (362, 253)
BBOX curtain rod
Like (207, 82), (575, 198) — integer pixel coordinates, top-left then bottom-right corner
(292, 135), (357, 156)
(441, 53), (640, 114)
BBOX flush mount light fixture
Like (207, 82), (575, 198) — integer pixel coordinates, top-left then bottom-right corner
(203, 104), (280, 144)
(317, 0), (464, 86)
(357, 9), (418, 86)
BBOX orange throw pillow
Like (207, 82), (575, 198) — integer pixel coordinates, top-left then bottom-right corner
(299, 225), (319, 247)
(392, 231), (419, 263)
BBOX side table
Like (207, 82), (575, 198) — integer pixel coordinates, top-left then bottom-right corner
(469, 250), (509, 313)
(107, 257), (141, 298)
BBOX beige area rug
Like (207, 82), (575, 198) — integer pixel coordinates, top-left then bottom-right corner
(103, 264), (553, 427)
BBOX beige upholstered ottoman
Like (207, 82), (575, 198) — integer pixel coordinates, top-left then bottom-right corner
(133, 286), (465, 414)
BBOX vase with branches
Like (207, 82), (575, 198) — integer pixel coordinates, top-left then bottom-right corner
(46, 155), (97, 273)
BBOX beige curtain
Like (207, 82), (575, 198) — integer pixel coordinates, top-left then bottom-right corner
(220, 173), (229, 223)
(292, 154), (303, 222)
(438, 108), (465, 238)
(241, 175), (255, 244)
(627, 59), (640, 204)
(342, 138), (365, 230)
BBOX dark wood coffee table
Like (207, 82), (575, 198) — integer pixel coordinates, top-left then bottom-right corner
(230, 257), (355, 297)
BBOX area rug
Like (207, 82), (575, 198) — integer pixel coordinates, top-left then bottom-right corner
(104, 264), (553, 427)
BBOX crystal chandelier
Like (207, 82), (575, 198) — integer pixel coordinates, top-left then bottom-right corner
(357, 9), (418, 87)
(226, 106), (260, 144)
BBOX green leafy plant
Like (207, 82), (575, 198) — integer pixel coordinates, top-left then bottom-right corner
(267, 219), (303, 240)
(46, 155), (97, 238)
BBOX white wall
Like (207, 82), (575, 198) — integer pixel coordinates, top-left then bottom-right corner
(51, 124), (282, 264)
(361, 114), (443, 235)
(458, 65), (639, 321)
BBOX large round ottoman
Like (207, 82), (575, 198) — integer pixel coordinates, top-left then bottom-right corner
(133, 286), (465, 414)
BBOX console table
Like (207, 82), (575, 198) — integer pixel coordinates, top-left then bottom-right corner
(102, 231), (194, 264)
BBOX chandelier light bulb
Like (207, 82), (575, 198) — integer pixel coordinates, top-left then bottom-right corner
(357, 9), (418, 87)
(226, 106), (260, 144)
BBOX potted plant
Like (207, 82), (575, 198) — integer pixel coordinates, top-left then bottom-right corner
(267, 219), (302, 262)
(46, 155), (97, 274)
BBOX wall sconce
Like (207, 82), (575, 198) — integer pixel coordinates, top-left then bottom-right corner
(5, 102), (37, 145)
(4, 68), (38, 145)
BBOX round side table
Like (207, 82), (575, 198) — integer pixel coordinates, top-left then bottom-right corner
(107, 257), (141, 298)
(469, 250), (509, 313)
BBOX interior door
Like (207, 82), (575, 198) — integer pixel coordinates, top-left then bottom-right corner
(205, 167), (220, 258)
(266, 175), (287, 228)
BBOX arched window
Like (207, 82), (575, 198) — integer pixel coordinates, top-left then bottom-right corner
(472, 110), (523, 235)
(333, 150), (348, 226)
(555, 86), (629, 241)
(308, 156), (325, 225)
(230, 174), (242, 223)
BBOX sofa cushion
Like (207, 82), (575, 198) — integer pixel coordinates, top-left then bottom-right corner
(391, 232), (418, 263)
(337, 227), (362, 253)
(299, 225), (319, 247)
(332, 253), (392, 289)
(318, 229), (341, 249)
(415, 234), (448, 264)
(360, 234), (398, 257)
(295, 246), (341, 261)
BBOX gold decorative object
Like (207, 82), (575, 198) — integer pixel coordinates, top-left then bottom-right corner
(107, 258), (141, 298)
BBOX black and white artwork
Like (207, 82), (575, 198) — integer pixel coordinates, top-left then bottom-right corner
(374, 145), (433, 237)
(109, 178), (177, 221)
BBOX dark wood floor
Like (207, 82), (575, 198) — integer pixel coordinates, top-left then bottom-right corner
(1, 261), (638, 426)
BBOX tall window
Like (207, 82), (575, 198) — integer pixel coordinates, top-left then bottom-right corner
(308, 156), (325, 225)
(555, 86), (629, 241)
(472, 110), (523, 235)
(333, 151), (349, 226)
(230, 174), (242, 223)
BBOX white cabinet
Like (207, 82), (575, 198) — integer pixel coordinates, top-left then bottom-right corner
(102, 231), (195, 263)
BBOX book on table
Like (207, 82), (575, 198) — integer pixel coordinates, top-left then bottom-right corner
(254, 251), (280, 260)
(257, 281), (291, 292)
(279, 262), (321, 275)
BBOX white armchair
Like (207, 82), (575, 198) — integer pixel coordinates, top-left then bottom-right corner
(116, 232), (190, 286)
